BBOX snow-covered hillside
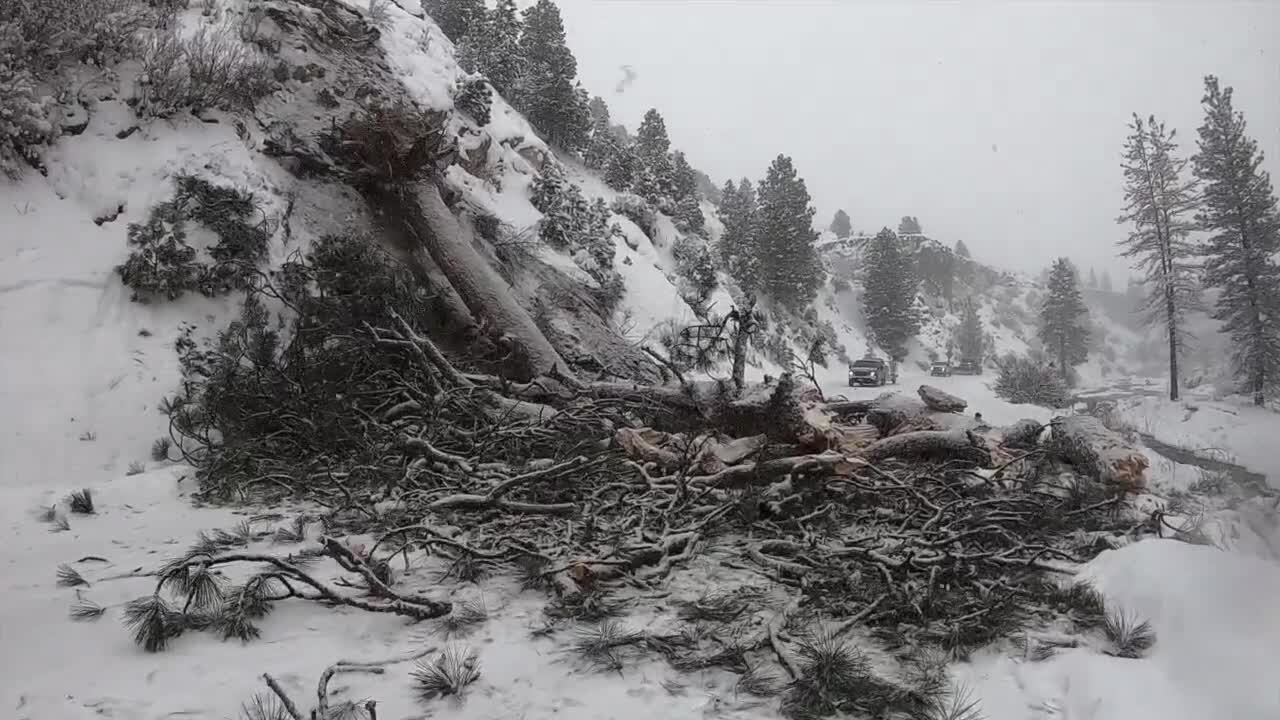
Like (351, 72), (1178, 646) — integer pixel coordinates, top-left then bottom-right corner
(5, 2), (1280, 720)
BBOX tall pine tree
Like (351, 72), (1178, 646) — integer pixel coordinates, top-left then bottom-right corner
(455, 0), (522, 95)
(424, 0), (485, 42)
(862, 228), (920, 361)
(1192, 75), (1280, 405)
(953, 239), (970, 259)
(1038, 258), (1090, 382)
(517, 0), (590, 151)
(716, 178), (761, 296)
(829, 209), (852, 238)
(1117, 113), (1202, 400)
(755, 155), (822, 310)
(632, 109), (675, 203)
(671, 151), (698, 202)
(634, 109), (671, 163)
(603, 142), (637, 191)
(583, 96), (621, 171)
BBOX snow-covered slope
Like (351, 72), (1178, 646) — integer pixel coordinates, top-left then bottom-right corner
(3, 2), (1280, 720)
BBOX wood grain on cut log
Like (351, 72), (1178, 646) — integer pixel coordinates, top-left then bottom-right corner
(1048, 414), (1148, 491)
(862, 428), (992, 465)
(918, 384), (968, 413)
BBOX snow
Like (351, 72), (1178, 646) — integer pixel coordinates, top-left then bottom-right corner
(1114, 391), (1280, 482)
(5, 2), (1280, 719)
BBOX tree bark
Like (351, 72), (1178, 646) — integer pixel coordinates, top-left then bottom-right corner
(1048, 414), (1149, 491)
(862, 428), (991, 465)
(1165, 282), (1179, 401)
(917, 384), (967, 413)
(381, 181), (569, 381)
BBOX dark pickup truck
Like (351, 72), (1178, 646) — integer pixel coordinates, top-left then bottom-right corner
(848, 358), (894, 386)
(953, 359), (983, 375)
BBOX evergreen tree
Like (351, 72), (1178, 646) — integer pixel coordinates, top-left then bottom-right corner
(1087, 267), (1098, 288)
(517, 0), (590, 151)
(603, 142), (637, 191)
(455, 0), (522, 95)
(634, 109), (671, 163)
(1100, 271), (1114, 292)
(1038, 258), (1090, 382)
(1117, 113), (1202, 401)
(583, 96), (620, 171)
(630, 109), (675, 203)
(916, 243), (956, 304)
(898, 216), (922, 235)
(862, 228), (920, 361)
(674, 195), (705, 234)
(424, 0), (485, 42)
(716, 178), (761, 295)
(671, 151), (698, 202)
(829, 209), (852, 238)
(1192, 75), (1280, 406)
(755, 155), (823, 309)
(954, 239), (970, 259)
(954, 299), (986, 364)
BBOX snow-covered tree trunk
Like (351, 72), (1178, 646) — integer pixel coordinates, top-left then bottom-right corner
(391, 181), (569, 380)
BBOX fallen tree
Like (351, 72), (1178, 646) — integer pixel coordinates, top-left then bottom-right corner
(1049, 414), (1149, 491)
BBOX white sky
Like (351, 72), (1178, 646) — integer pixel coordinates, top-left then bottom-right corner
(553, 0), (1280, 278)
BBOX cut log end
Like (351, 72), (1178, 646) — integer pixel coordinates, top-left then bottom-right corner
(1049, 414), (1148, 491)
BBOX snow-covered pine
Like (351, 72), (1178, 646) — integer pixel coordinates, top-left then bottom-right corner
(1038, 257), (1090, 382)
(1116, 113), (1202, 401)
(754, 154), (822, 311)
(1192, 75), (1280, 406)
(422, 0), (485, 42)
(514, 0), (590, 151)
(861, 228), (920, 360)
(716, 177), (762, 295)
(455, 0), (522, 97)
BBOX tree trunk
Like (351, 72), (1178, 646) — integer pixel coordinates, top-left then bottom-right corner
(730, 297), (755, 392)
(383, 181), (569, 381)
(1165, 284), (1179, 401)
(1049, 414), (1149, 491)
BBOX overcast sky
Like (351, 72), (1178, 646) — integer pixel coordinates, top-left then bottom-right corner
(552, 0), (1280, 278)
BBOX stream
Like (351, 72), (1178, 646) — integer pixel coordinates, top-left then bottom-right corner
(1077, 384), (1272, 495)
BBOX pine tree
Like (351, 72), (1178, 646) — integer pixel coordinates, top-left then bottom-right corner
(862, 228), (920, 361)
(755, 155), (822, 310)
(717, 178), (761, 295)
(954, 299), (986, 365)
(1038, 258), (1090, 382)
(898, 216), (922, 235)
(1117, 113), (1202, 401)
(630, 109), (676, 203)
(456, 0), (522, 95)
(1100, 271), (1114, 292)
(583, 96), (620, 171)
(1087, 267), (1098, 288)
(424, 0), (485, 42)
(671, 151), (698, 202)
(634, 109), (671, 164)
(517, 0), (590, 151)
(674, 195), (705, 234)
(829, 209), (852, 238)
(954, 239), (970, 259)
(1192, 75), (1280, 406)
(603, 142), (637, 191)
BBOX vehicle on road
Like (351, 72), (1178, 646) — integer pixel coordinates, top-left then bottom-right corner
(848, 358), (894, 386)
(930, 361), (952, 377)
(953, 359), (983, 375)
